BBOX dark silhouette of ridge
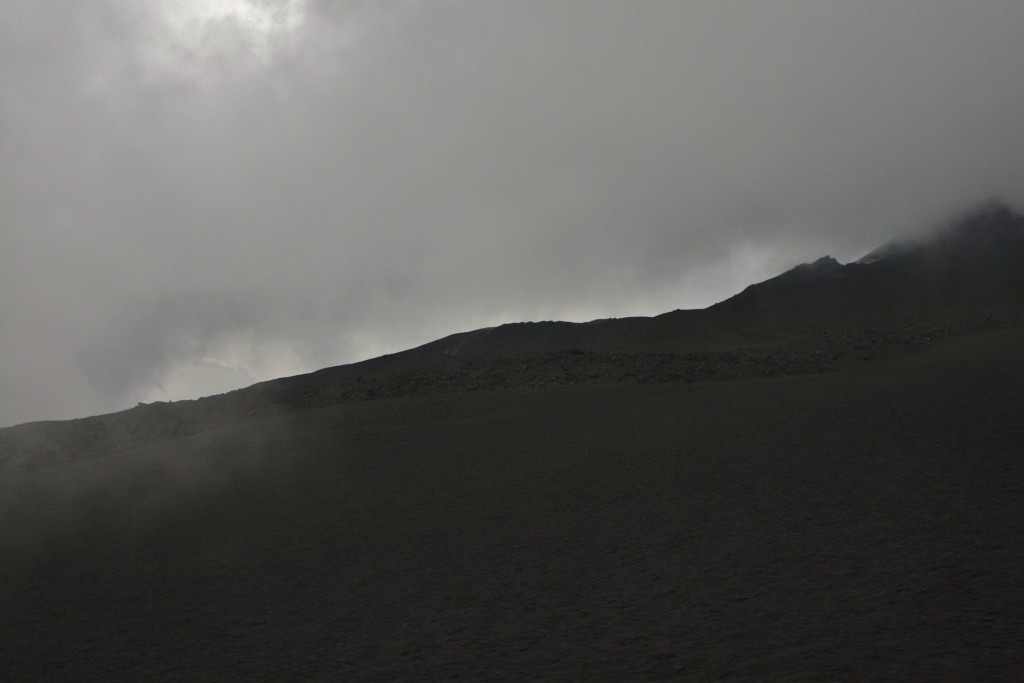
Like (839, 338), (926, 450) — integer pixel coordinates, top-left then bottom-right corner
(268, 201), (1024, 389)
(1, 200), (1022, 471)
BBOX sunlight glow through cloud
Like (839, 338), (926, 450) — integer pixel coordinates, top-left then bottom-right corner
(138, 334), (310, 404)
(144, 0), (307, 81)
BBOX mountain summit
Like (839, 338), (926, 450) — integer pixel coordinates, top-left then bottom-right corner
(710, 201), (1024, 324)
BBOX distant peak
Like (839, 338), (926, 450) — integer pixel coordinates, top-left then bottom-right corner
(727, 254), (848, 300)
(785, 255), (844, 277)
(805, 255), (841, 269)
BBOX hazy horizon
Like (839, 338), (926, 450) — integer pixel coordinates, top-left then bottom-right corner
(4, 1), (1024, 427)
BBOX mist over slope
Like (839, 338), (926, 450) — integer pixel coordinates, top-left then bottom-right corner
(712, 200), (1024, 322)
(2, 202), (1023, 470)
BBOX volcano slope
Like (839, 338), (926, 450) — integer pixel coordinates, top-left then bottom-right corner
(2, 205), (1024, 680)
(2, 321), (1024, 681)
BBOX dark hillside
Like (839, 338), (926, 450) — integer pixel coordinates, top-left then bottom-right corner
(2, 324), (1023, 680)
(2, 203), (1024, 679)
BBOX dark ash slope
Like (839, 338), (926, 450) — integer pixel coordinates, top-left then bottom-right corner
(2, 325), (1024, 680)
(1, 203), (1024, 680)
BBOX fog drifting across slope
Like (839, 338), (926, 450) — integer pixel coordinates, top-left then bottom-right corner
(3, 1), (1024, 425)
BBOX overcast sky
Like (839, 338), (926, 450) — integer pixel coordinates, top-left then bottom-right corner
(3, 1), (1024, 426)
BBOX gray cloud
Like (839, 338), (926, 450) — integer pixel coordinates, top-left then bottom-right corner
(3, 1), (1024, 426)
